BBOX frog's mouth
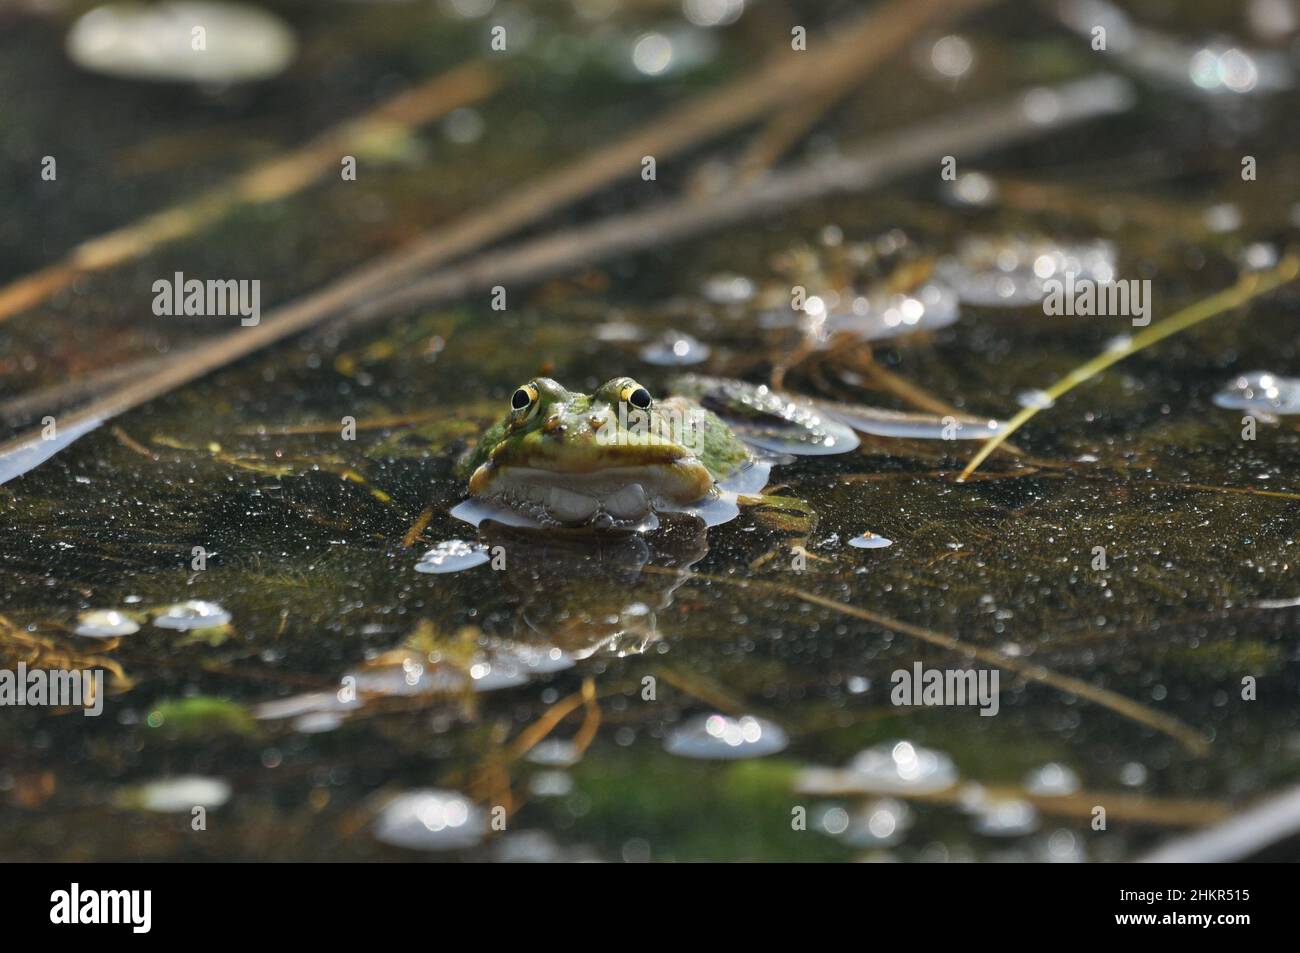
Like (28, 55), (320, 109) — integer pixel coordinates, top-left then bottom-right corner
(467, 458), (715, 526)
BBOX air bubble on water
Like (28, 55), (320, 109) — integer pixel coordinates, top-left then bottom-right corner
(700, 272), (756, 304)
(849, 533), (893, 550)
(66, 2), (297, 84)
(639, 330), (711, 367)
(935, 237), (1117, 308)
(1016, 389), (1055, 410)
(372, 789), (485, 851)
(153, 600), (231, 630)
(526, 738), (583, 767)
(664, 713), (788, 759)
(528, 770), (574, 798)
(1213, 371), (1300, 416)
(293, 711), (343, 734)
(594, 320), (645, 342)
(970, 798), (1040, 836)
(846, 740), (958, 793)
(415, 539), (490, 574)
(1119, 762), (1149, 787)
(254, 690), (362, 722)
(839, 798), (914, 848)
(1024, 762), (1081, 796)
(130, 775), (231, 812)
(75, 609), (139, 638)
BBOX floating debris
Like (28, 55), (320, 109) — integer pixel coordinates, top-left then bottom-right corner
(66, 2), (297, 84)
(1024, 763), (1081, 797)
(415, 539), (490, 575)
(846, 740), (958, 794)
(372, 789), (485, 851)
(664, 713), (788, 760)
(848, 532), (893, 550)
(122, 775), (231, 813)
(639, 330), (711, 367)
(1213, 371), (1300, 416)
(75, 609), (139, 638)
(935, 236), (1117, 308)
(970, 798), (1041, 837)
(153, 600), (231, 630)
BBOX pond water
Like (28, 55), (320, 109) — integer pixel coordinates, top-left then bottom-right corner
(1, 1), (1298, 862)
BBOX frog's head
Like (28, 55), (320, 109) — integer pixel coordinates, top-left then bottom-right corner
(459, 377), (719, 526)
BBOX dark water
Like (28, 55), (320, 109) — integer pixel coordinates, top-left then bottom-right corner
(2, 1), (1299, 861)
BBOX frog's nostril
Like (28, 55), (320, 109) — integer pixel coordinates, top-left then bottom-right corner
(589, 415), (605, 430)
(543, 415), (565, 434)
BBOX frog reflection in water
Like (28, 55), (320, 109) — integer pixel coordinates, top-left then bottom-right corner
(452, 374), (1001, 532)
(479, 520), (709, 658)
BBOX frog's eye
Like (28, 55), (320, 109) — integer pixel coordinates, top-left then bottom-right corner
(510, 383), (540, 417)
(620, 382), (653, 410)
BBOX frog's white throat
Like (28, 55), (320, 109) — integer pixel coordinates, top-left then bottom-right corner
(454, 459), (772, 531)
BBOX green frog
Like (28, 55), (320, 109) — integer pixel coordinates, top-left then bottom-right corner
(453, 373), (1003, 532)
(453, 376), (774, 530)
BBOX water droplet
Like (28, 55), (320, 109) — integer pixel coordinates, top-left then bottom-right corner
(373, 789), (485, 851)
(153, 600), (231, 630)
(639, 330), (710, 367)
(75, 609), (139, 638)
(664, 713), (788, 759)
